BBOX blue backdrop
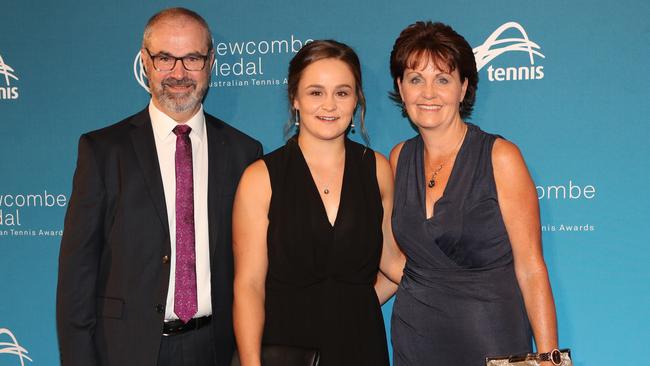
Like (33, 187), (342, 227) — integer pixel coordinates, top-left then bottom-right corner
(1, 1), (649, 365)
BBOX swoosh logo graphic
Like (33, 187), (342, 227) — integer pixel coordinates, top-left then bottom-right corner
(473, 21), (545, 71)
(0, 328), (33, 366)
(0, 55), (19, 86)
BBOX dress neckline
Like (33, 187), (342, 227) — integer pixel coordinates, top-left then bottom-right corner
(290, 137), (349, 228)
(418, 124), (473, 221)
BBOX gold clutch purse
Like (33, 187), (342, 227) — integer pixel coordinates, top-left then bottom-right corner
(231, 344), (320, 366)
(486, 348), (572, 366)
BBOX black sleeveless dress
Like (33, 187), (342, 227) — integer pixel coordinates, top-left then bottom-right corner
(391, 123), (533, 365)
(262, 137), (389, 366)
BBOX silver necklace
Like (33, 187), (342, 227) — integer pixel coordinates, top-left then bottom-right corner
(427, 126), (467, 189)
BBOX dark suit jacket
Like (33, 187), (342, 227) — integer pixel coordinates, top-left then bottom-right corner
(56, 108), (262, 366)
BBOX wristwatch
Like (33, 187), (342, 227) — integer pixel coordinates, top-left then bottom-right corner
(537, 349), (562, 365)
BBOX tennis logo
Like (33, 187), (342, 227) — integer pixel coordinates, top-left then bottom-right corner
(0, 328), (32, 365)
(473, 22), (545, 81)
(0, 53), (19, 100)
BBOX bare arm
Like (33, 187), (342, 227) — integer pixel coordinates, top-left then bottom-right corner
(388, 142), (405, 179)
(374, 271), (398, 304)
(376, 151), (405, 286)
(233, 160), (271, 366)
(492, 139), (558, 358)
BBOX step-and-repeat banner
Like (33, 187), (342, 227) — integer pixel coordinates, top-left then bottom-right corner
(1, 1), (648, 365)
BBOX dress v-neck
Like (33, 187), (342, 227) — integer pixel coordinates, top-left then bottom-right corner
(419, 129), (470, 221)
(293, 139), (348, 228)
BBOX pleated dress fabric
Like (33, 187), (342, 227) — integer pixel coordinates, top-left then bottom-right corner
(391, 123), (533, 365)
(262, 137), (389, 366)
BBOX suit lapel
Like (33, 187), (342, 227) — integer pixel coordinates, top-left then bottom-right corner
(206, 114), (230, 257)
(129, 109), (170, 235)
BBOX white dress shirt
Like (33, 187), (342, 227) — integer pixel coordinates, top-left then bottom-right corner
(149, 101), (212, 320)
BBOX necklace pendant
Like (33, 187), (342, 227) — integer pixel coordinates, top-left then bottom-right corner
(323, 188), (330, 194)
(428, 179), (435, 188)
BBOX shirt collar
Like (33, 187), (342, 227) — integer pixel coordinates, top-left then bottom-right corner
(148, 101), (206, 142)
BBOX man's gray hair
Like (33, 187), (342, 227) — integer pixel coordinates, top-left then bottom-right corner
(142, 7), (213, 51)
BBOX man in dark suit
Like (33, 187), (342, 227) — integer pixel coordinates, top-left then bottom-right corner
(56, 8), (261, 366)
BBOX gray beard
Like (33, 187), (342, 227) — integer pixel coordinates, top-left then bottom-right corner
(159, 88), (202, 113)
(151, 78), (207, 113)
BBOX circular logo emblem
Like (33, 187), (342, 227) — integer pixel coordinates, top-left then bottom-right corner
(133, 52), (150, 93)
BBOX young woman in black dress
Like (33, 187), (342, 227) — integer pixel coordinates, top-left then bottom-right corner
(232, 40), (404, 366)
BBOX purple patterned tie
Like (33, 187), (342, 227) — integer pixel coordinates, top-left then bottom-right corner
(173, 124), (197, 323)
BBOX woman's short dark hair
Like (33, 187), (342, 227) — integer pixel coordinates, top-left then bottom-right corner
(287, 40), (368, 144)
(389, 21), (478, 119)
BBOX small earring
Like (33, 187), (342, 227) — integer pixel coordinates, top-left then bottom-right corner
(350, 120), (356, 134)
(294, 110), (300, 126)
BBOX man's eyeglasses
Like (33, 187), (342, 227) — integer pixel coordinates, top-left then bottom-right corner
(145, 48), (210, 71)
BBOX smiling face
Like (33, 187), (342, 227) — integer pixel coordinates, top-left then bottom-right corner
(293, 58), (358, 142)
(142, 17), (214, 122)
(398, 56), (468, 130)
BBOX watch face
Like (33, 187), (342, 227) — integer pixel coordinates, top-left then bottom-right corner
(551, 349), (562, 365)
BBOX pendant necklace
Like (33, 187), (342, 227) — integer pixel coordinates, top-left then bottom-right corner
(320, 157), (344, 195)
(427, 126), (467, 189)
(427, 164), (444, 188)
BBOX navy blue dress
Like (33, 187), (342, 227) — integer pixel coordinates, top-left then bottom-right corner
(391, 123), (532, 365)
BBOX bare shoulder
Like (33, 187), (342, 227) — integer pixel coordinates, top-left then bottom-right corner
(237, 159), (271, 195)
(389, 141), (406, 177)
(389, 141), (406, 167)
(243, 159), (269, 179)
(492, 138), (535, 193)
(374, 151), (391, 173)
(492, 138), (527, 173)
(374, 151), (394, 196)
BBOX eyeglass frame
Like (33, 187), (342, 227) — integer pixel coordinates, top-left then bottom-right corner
(144, 48), (212, 72)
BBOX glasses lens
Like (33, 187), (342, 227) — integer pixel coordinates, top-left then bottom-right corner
(154, 56), (175, 71)
(182, 56), (206, 71)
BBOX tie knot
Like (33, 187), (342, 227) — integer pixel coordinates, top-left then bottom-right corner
(173, 124), (192, 136)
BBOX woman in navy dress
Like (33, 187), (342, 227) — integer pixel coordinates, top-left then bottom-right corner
(388, 21), (560, 365)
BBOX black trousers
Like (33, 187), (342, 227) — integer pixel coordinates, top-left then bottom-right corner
(157, 324), (217, 366)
